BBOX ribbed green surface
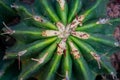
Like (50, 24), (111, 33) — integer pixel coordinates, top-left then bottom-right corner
(0, 0), (120, 80)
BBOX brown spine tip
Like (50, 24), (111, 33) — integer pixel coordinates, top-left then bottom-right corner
(90, 52), (101, 69)
(57, 0), (65, 11)
(63, 49), (66, 57)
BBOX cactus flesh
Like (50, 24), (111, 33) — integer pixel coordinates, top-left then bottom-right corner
(0, 0), (120, 80)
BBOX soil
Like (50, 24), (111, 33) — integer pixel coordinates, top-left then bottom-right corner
(108, 0), (120, 80)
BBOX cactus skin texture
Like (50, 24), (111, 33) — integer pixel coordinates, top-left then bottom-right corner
(0, 0), (120, 80)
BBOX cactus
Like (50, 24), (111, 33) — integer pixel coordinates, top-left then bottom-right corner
(0, 0), (120, 80)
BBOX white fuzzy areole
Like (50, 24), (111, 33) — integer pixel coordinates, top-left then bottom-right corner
(90, 52), (101, 69)
(69, 41), (80, 59)
(33, 16), (44, 22)
(56, 22), (65, 32)
(96, 18), (109, 24)
(71, 31), (90, 39)
(57, 39), (66, 55)
(70, 18), (80, 30)
(18, 50), (27, 56)
(42, 30), (59, 37)
(31, 52), (48, 64)
(114, 42), (120, 47)
(57, 0), (65, 10)
(70, 15), (85, 30)
(11, 4), (19, 8)
(56, 22), (71, 39)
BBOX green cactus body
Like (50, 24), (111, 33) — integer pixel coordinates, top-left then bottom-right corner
(0, 0), (120, 80)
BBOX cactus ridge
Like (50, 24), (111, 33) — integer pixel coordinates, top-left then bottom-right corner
(0, 0), (120, 80)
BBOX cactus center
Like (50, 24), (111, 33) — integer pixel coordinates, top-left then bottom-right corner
(41, 20), (90, 41)
(58, 24), (71, 39)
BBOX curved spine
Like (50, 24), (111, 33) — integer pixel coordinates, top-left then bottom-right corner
(18, 39), (61, 80)
(70, 36), (116, 74)
(40, 53), (62, 80)
(68, 40), (95, 80)
(89, 35), (119, 47)
(76, 18), (120, 31)
(16, 6), (58, 30)
(71, 31), (119, 47)
(4, 37), (57, 59)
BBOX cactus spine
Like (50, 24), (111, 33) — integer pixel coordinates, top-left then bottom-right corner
(0, 0), (120, 80)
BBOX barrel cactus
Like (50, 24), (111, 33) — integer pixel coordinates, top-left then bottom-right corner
(0, 0), (120, 80)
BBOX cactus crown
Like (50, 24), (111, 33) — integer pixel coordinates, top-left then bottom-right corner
(0, 0), (120, 80)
